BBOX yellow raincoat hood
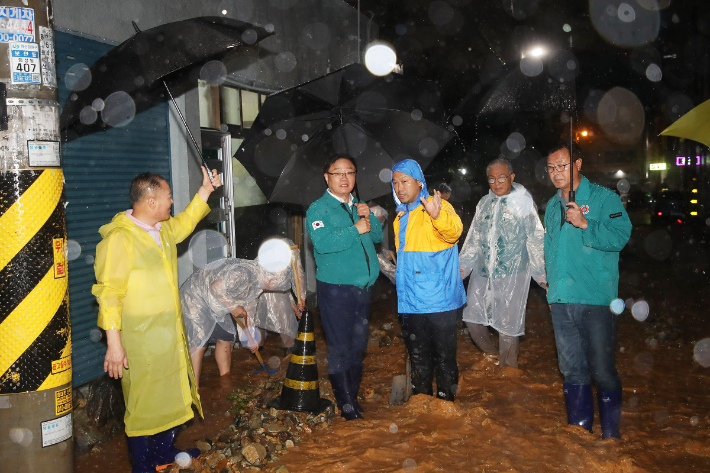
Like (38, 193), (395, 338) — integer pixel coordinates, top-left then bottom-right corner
(93, 195), (209, 436)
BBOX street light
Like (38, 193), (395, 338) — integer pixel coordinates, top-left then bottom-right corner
(364, 42), (397, 76)
(521, 45), (547, 59)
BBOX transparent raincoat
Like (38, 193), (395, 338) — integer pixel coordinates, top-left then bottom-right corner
(180, 258), (293, 356)
(253, 239), (305, 339)
(459, 183), (546, 336)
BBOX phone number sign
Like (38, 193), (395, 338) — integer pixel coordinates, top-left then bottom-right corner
(0, 6), (34, 42)
(10, 42), (40, 84)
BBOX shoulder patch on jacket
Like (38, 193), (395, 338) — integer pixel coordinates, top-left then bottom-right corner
(580, 205), (590, 214)
(609, 212), (622, 219)
(311, 220), (325, 230)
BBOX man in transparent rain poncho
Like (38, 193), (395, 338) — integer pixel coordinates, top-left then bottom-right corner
(180, 257), (295, 388)
(253, 238), (306, 357)
(459, 158), (546, 369)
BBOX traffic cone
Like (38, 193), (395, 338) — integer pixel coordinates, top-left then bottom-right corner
(267, 310), (333, 413)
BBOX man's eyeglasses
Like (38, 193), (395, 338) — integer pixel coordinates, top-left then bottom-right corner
(487, 175), (510, 184)
(546, 163), (572, 173)
(327, 171), (356, 178)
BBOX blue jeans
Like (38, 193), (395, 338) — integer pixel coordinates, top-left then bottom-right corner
(550, 303), (621, 392)
(317, 280), (372, 374)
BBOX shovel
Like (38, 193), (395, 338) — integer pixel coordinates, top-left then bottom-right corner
(234, 317), (278, 375)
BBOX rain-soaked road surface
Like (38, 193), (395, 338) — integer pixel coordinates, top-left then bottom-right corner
(75, 225), (710, 472)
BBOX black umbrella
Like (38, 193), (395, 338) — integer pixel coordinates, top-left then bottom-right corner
(452, 54), (578, 200)
(235, 63), (452, 207)
(60, 16), (272, 143)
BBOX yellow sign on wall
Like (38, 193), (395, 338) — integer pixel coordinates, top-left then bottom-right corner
(55, 386), (72, 415)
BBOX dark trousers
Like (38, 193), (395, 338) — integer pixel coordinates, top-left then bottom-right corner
(401, 310), (459, 400)
(550, 303), (621, 392)
(316, 280), (372, 374)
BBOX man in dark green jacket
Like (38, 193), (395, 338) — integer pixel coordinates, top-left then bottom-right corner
(306, 155), (382, 420)
(544, 142), (631, 439)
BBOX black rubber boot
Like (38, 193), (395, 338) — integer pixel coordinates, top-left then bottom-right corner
(330, 371), (363, 420)
(153, 427), (201, 469)
(348, 364), (365, 413)
(563, 383), (594, 433)
(126, 435), (156, 473)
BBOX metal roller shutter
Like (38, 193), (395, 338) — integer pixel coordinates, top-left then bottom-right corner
(55, 31), (171, 386)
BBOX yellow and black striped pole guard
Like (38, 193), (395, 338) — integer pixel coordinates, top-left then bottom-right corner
(0, 169), (71, 395)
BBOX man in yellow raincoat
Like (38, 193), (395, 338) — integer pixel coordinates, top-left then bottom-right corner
(93, 167), (220, 472)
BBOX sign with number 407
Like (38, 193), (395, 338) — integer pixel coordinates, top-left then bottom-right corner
(10, 41), (40, 84)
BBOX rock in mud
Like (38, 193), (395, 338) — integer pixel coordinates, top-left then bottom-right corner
(241, 442), (267, 465)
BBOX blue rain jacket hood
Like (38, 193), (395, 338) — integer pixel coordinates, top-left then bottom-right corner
(391, 159), (430, 213)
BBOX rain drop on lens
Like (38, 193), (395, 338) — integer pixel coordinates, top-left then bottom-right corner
(452, 115), (463, 126)
(610, 298), (625, 315)
(690, 416), (700, 426)
(241, 29), (258, 45)
(389, 423), (398, 433)
(92, 98), (105, 111)
(403, 458), (417, 472)
(301, 134), (309, 141)
(617, 179), (630, 194)
(175, 452), (191, 467)
(631, 301), (649, 322)
(66, 239), (82, 261)
(65, 63), (92, 91)
(646, 64), (662, 82)
(410, 109), (423, 121)
(693, 338), (710, 368)
(379, 168), (392, 183)
(102, 91), (136, 127)
(90, 328), (103, 343)
(618, 3), (636, 22)
(79, 106), (97, 125)
(199, 60), (227, 85)
(276, 129), (287, 140)
(563, 23), (572, 32)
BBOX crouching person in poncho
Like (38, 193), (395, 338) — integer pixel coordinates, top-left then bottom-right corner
(459, 158), (546, 369)
(180, 257), (296, 386)
(93, 168), (220, 473)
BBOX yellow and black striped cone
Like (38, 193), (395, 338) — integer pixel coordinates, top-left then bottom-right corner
(268, 310), (332, 413)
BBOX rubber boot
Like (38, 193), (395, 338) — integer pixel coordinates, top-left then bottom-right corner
(330, 371), (363, 420)
(348, 364), (365, 413)
(563, 383), (594, 433)
(153, 427), (201, 470)
(598, 389), (622, 439)
(126, 435), (156, 473)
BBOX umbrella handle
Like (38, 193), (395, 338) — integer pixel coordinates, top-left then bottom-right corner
(289, 245), (303, 307)
(162, 80), (215, 183)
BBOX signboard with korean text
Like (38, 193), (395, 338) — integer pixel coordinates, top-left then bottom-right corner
(0, 6), (34, 43)
(10, 41), (40, 84)
(28, 140), (60, 167)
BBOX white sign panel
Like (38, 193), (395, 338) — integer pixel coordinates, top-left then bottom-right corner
(10, 42), (40, 84)
(0, 6), (34, 43)
(41, 413), (72, 447)
(28, 140), (60, 167)
(649, 163), (667, 171)
(39, 26), (56, 87)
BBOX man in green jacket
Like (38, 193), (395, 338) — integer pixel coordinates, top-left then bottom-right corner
(544, 142), (631, 439)
(306, 155), (382, 420)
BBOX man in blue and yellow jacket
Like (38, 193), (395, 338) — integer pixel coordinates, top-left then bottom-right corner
(391, 159), (466, 401)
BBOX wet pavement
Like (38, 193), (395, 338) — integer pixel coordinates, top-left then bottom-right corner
(74, 224), (710, 472)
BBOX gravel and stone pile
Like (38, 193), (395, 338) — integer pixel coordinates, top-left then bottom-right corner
(166, 378), (335, 473)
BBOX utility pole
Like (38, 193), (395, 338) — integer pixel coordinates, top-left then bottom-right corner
(0, 1), (73, 471)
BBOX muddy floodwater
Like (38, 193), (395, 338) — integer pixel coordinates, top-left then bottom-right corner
(76, 227), (710, 472)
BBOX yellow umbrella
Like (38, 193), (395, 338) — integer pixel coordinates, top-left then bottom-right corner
(660, 99), (710, 148)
